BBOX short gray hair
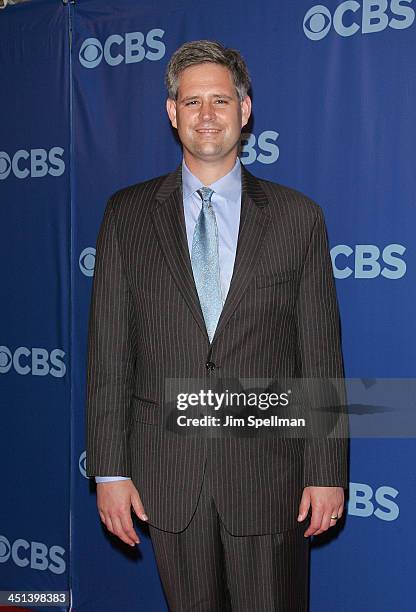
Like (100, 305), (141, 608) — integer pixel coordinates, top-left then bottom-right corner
(165, 40), (251, 101)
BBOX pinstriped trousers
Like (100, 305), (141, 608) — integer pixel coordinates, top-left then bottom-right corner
(148, 453), (310, 611)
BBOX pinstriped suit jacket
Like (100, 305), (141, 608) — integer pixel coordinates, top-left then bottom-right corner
(85, 163), (349, 535)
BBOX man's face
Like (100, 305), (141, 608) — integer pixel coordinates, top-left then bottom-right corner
(166, 63), (251, 165)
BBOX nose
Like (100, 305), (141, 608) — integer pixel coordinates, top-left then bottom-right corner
(199, 100), (216, 121)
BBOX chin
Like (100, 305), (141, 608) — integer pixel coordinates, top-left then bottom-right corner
(194, 144), (223, 157)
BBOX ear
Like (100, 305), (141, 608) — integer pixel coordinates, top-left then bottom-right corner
(241, 95), (252, 129)
(166, 98), (178, 129)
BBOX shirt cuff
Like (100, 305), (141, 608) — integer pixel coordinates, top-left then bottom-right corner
(95, 476), (131, 483)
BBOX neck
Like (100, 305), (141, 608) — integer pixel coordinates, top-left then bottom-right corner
(183, 152), (238, 185)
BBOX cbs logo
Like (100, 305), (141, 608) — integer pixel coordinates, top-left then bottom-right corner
(348, 482), (399, 521)
(241, 131), (280, 165)
(79, 451), (88, 478)
(0, 535), (65, 574)
(0, 147), (65, 181)
(303, 0), (414, 41)
(79, 247), (96, 277)
(331, 244), (406, 279)
(0, 346), (66, 377)
(79, 28), (165, 68)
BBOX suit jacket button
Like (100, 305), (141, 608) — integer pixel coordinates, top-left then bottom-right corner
(206, 361), (216, 372)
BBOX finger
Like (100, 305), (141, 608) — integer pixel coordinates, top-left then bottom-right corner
(131, 494), (148, 522)
(120, 513), (140, 545)
(337, 503), (344, 519)
(322, 507), (342, 533)
(304, 506), (324, 537)
(297, 490), (311, 522)
(111, 515), (137, 547)
(104, 514), (115, 535)
(314, 512), (333, 535)
(329, 508), (341, 529)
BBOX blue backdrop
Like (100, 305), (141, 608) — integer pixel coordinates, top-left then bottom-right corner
(1, 0), (415, 610)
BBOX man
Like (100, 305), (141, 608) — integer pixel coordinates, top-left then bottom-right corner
(86, 40), (348, 610)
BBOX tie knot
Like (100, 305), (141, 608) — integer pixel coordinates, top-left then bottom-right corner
(197, 187), (214, 204)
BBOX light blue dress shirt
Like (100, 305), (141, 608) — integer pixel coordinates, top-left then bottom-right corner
(95, 157), (242, 483)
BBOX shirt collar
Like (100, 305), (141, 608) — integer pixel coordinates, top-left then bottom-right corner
(182, 157), (241, 202)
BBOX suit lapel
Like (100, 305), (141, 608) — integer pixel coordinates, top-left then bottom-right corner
(211, 165), (270, 343)
(150, 163), (271, 345)
(151, 166), (209, 339)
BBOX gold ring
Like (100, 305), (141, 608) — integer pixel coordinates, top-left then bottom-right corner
(330, 515), (338, 520)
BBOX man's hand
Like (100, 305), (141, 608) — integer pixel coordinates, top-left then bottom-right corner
(297, 486), (344, 537)
(96, 480), (148, 546)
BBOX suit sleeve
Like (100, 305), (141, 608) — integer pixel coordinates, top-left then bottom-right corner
(85, 197), (137, 477)
(295, 205), (349, 488)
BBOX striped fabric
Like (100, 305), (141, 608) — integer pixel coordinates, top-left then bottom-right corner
(85, 163), (349, 536)
(148, 454), (309, 611)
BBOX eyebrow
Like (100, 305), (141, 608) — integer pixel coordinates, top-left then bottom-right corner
(179, 94), (234, 103)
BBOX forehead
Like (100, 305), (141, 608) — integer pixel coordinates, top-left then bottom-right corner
(177, 63), (236, 95)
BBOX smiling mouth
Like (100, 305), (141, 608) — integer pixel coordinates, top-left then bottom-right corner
(195, 128), (222, 133)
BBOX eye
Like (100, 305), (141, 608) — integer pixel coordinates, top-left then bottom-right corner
(0, 152), (11, 180)
(0, 346), (12, 373)
(215, 99), (228, 104)
(303, 6), (331, 40)
(79, 38), (103, 68)
(185, 100), (199, 106)
(79, 247), (96, 277)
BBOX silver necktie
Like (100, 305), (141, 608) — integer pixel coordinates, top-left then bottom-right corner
(191, 187), (223, 343)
